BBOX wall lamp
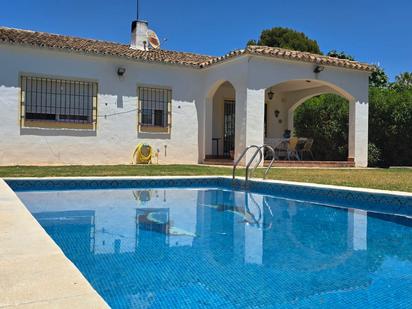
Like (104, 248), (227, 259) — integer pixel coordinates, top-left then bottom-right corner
(274, 110), (280, 118)
(117, 67), (126, 77)
(268, 89), (274, 100)
(314, 65), (325, 74)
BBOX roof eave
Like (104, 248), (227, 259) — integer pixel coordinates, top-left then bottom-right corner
(246, 52), (376, 73)
(0, 36), (376, 73)
(0, 40), (202, 69)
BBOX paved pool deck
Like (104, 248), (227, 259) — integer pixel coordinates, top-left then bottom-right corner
(0, 179), (109, 308)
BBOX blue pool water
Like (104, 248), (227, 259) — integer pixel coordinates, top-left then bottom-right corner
(13, 181), (412, 308)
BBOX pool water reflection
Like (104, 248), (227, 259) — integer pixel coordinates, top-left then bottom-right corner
(17, 188), (412, 308)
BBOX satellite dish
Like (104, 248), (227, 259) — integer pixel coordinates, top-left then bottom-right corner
(147, 29), (161, 49)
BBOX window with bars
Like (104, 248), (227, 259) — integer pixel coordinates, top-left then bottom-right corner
(20, 75), (98, 129)
(138, 86), (171, 132)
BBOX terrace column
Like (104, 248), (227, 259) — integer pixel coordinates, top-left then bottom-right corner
(348, 93), (369, 167)
(235, 87), (265, 165)
(203, 96), (213, 160)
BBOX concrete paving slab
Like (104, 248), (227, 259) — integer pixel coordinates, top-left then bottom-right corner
(0, 179), (108, 308)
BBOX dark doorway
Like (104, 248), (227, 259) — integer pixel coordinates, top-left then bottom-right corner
(223, 100), (235, 157)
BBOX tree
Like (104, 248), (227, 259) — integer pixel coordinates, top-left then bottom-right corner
(392, 72), (412, 90)
(294, 94), (349, 161)
(369, 65), (389, 88)
(368, 87), (412, 166)
(247, 27), (321, 54)
(327, 50), (355, 61)
(294, 88), (412, 166)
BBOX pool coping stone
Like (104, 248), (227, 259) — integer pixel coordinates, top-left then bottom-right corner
(0, 179), (109, 308)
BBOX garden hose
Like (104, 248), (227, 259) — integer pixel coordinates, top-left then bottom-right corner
(132, 143), (153, 164)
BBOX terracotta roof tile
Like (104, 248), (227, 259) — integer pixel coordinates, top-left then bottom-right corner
(199, 45), (375, 72)
(0, 27), (375, 72)
(0, 27), (213, 67)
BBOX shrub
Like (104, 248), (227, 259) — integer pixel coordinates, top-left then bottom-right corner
(369, 87), (412, 166)
(294, 88), (412, 166)
(294, 94), (349, 161)
(368, 143), (382, 167)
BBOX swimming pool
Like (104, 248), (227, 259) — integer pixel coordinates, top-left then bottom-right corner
(8, 177), (412, 308)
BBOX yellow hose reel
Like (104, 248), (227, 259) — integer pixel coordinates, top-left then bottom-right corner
(132, 143), (153, 164)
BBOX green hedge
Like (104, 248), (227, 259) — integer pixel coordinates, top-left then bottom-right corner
(294, 88), (412, 166)
(369, 87), (412, 166)
(294, 94), (349, 161)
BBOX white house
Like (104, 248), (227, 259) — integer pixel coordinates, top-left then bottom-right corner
(0, 21), (374, 167)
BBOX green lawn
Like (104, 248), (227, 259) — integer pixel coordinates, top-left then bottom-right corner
(1, 165), (411, 193)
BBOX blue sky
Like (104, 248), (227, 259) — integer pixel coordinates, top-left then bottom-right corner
(2, 0), (411, 80)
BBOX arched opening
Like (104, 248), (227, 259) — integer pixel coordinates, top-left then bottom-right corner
(264, 79), (353, 162)
(294, 94), (349, 160)
(205, 81), (236, 160)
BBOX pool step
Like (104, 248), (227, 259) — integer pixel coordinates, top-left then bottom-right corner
(203, 159), (355, 168)
(271, 160), (355, 168)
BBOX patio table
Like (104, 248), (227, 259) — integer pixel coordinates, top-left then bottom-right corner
(264, 137), (308, 160)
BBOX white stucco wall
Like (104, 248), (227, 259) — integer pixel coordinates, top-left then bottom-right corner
(0, 44), (370, 166)
(265, 93), (289, 139)
(0, 45), (204, 165)
(202, 55), (370, 166)
(202, 56), (250, 160)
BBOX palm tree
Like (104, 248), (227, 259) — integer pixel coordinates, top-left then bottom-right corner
(394, 72), (412, 89)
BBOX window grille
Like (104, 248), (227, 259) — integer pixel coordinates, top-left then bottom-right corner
(20, 76), (98, 128)
(138, 86), (171, 131)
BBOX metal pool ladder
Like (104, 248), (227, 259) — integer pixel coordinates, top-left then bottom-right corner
(232, 145), (276, 185)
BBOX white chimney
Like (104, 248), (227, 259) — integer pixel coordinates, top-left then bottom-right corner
(130, 20), (149, 50)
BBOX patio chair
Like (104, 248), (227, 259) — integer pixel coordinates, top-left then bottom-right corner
(287, 137), (300, 160)
(299, 138), (314, 160)
(271, 140), (285, 160)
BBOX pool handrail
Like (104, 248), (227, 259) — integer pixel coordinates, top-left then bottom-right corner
(232, 145), (261, 181)
(246, 145), (276, 182)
